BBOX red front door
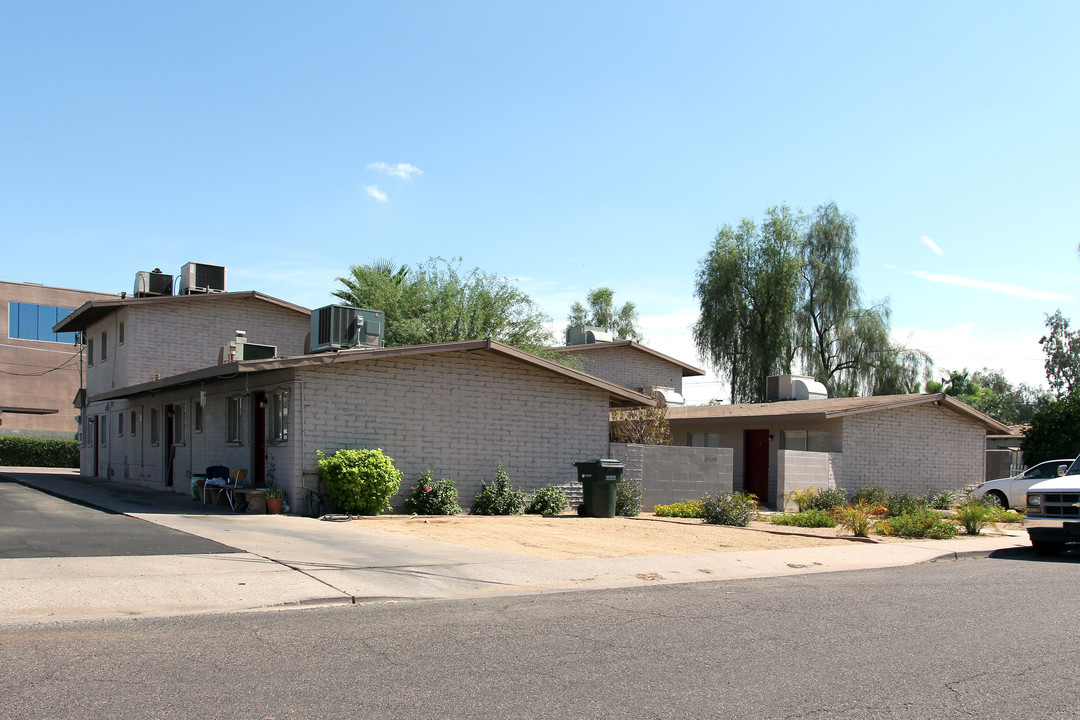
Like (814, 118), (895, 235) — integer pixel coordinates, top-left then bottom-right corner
(743, 429), (770, 502)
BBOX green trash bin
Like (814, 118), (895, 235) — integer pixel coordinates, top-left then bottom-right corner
(574, 459), (624, 518)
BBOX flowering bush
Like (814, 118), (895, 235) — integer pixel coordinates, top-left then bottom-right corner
(700, 491), (757, 527)
(525, 485), (569, 515)
(654, 500), (704, 518)
(403, 470), (462, 515)
(876, 509), (958, 539)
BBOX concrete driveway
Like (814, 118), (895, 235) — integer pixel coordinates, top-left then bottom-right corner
(0, 468), (1033, 625)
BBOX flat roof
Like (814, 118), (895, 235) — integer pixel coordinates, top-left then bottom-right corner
(89, 338), (656, 408)
(54, 291), (310, 333)
(667, 393), (1014, 435)
(546, 340), (706, 377)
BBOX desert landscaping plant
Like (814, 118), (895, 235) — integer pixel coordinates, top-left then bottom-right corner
(317, 448), (403, 515)
(927, 489), (958, 510)
(954, 496), (998, 535)
(876, 509), (958, 539)
(615, 478), (644, 516)
(884, 491), (929, 518)
(771, 509), (837, 528)
(803, 487), (848, 512)
(850, 485), (888, 507)
(834, 502), (876, 537)
(525, 485), (569, 515)
(786, 487), (819, 512)
(654, 500), (704, 518)
(472, 462), (526, 516)
(700, 491), (757, 527)
(403, 470), (462, 515)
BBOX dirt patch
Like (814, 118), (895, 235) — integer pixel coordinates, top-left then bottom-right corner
(347, 514), (861, 560)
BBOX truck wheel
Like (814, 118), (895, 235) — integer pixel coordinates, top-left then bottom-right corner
(1032, 540), (1064, 557)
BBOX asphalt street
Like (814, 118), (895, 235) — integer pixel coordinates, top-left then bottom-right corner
(1, 555), (1077, 720)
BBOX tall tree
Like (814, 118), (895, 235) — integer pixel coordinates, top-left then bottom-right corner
(567, 287), (644, 342)
(695, 202), (930, 403)
(927, 367), (1047, 425)
(333, 257), (554, 351)
(1040, 310), (1080, 399)
(693, 206), (803, 403)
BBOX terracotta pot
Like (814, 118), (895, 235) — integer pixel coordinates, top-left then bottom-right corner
(265, 498), (284, 514)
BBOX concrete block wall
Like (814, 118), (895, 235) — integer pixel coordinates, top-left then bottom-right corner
(607, 442), (733, 508)
(574, 346), (684, 394)
(300, 350), (611, 509)
(777, 450), (837, 511)
(836, 404), (985, 495)
(85, 298), (309, 394)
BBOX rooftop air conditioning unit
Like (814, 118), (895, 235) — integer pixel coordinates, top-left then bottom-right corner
(134, 270), (174, 297)
(221, 331), (277, 363)
(566, 325), (614, 345)
(179, 262), (226, 295)
(310, 305), (385, 352)
(766, 375), (828, 402)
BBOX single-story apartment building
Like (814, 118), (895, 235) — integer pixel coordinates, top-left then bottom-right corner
(667, 393), (1014, 508)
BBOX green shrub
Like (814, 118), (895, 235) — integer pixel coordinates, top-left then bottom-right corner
(876, 510), (958, 539)
(526, 485), (569, 515)
(403, 470), (462, 515)
(927, 490), (958, 510)
(472, 462), (526, 515)
(317, 448), (403, 515)
(770, 509), (837, 528)
(615, 478), (644, 517)
(850, 485), (888, 507)
(654, 500), (704, 518)
(803, 487), (848, 511)
(786, 487), (819, 512)
(884, 491), (929, 518)
(954, 496), (997, 535)
(0, 437), (79, 468)
(700, 491), (757, 527)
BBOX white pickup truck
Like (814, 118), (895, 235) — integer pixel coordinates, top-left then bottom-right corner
(1024, 455), (1080, 556)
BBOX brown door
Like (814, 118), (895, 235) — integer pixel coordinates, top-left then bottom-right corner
(252, 391), (266, 484)
(743, 429), (770, 502)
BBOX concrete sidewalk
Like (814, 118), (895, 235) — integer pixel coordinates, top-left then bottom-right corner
(1, 468), (1033, 626)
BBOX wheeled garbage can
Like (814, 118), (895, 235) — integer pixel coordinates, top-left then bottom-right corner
(574, 459), (624, 518)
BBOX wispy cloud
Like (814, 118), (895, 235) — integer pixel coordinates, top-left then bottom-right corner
(920, 235), (944, 257)
(911, 270), (1071, 301)
(366, 162), (424, 180)
(365, 185), (388, 203)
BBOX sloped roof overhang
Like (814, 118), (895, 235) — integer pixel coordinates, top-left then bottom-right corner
(546, 340), (706, 377)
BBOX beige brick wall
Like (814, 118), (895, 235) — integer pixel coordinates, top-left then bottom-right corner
(835, 404), (985, 495)
(299, 350), (611, 508)
(85, 298), (309, 394)
(573, 346), (684, 394)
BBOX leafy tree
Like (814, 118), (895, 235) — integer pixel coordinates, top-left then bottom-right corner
(1040, 310), (1080, 399)
(1022, 393), (1080, 465)
(333, 257), (554, 351)
(694, 202), (930, 403)
(693, 206), (803, 403)
(927, 368), (1047, 425)
(567, 287), (644, 341)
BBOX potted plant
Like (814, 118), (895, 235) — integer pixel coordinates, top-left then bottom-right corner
(264, 483), (285, 514)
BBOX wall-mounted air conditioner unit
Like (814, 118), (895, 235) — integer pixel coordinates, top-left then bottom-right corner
(134, 270), (174, 297)
(179, 262), (226, 294)
(566, 325), (614, 345)
(310, 305), (385, 352)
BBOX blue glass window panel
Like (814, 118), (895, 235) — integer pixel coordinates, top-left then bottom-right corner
(38, 305), (59, 340)
(17, 303), (38, 340)
(7, 302), (17, 339)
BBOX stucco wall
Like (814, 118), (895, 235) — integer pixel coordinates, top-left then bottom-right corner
(835, 404), (985, 495)
(299, 350), (612, 508)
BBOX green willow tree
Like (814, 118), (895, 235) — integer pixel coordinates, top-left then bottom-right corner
(695, 202), (930, 403)
(333, 257), (554, 352)
(567, 287), (644, 341)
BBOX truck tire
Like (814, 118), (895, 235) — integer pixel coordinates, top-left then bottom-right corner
(1032, 540), (1064, 557)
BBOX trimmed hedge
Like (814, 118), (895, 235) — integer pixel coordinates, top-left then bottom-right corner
(0, 436), (80, 468)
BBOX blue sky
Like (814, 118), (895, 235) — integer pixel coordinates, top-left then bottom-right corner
(3, 1), (1078, 403)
